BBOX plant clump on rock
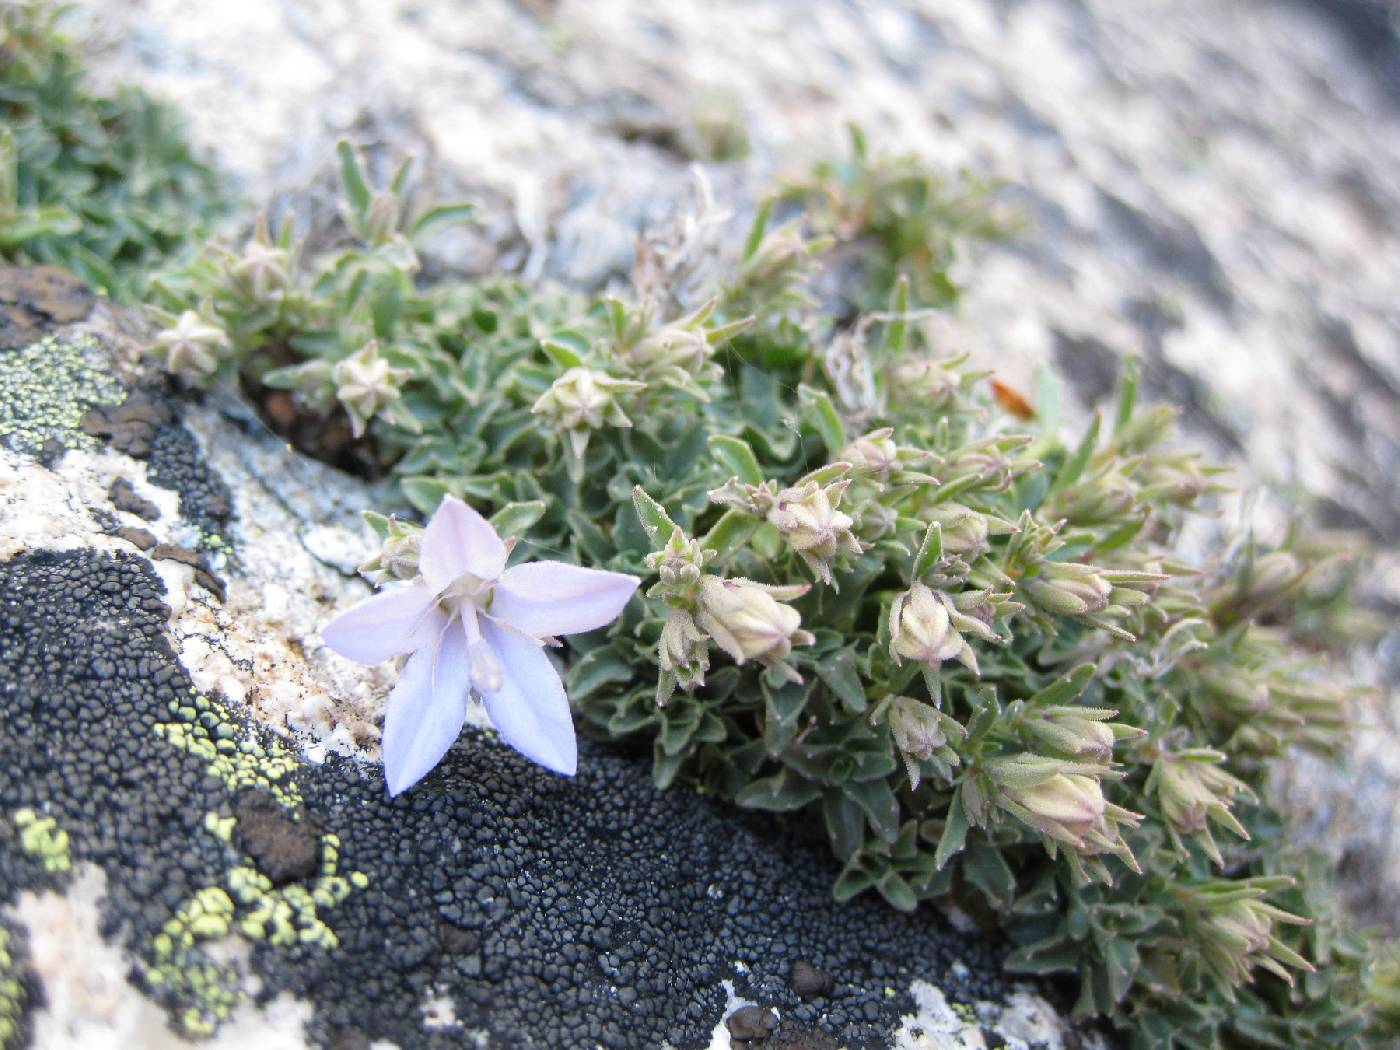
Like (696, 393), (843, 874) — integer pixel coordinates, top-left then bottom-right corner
(141, 135), (1398, 1048)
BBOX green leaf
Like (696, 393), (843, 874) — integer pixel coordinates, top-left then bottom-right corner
(763, 678), (810, 752)
(846, 779), (899, 843)
(934, 786), (969, 869)
(743, 198), (773, 260)
(816, 648), (867, 713)
(541, 332), (587, 369)
(876, 870), (918, 913)
(566, 647), (637, 701)
(631, 487), (678, 546)
(797, 384), (847, 456)
(651, 739), (687, 789)
(490, 500), (547, 539)
(881, 275), (910, 355)
(822, 790), (866, 860)
(911, 521), (943, 582)
(1114, 356), (1140, 434)
(408, 201), (475, 240)
(1029, 663), (1096, 708)
(964, 842), (1016, 909)
(1051, 412), (1101, 494)
(709, 435), (765, 487)
(697, 508), (756, 562)
(336, 140), (372, 219)
(833, 859), (876, 904)
(735, 768), (822, 811)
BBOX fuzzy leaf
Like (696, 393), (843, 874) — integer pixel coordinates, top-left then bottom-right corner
(709, 435), (765, 487)
(736, 768), (822, 811)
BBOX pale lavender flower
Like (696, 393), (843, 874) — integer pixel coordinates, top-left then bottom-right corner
(322, 496), (639, 795)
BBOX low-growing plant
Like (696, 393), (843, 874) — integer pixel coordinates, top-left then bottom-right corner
(0, 0), (228, 299)
(149, 141), (1395, 1047)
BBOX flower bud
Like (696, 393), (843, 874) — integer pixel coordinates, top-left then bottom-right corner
(889, 583), (971, 670)
(630, 324), (712, 375)
(989, 756), (1107, 846)
(1188, 890), (1314, 989)
(766, 479), (863, 583)
(1023, 707), (1119, 764)
(231, 215), (292, 304)
(924, 503), (990, 559)
(1024, 561), (1112, 617)
(658, 609), (710, 692)
(533, 368), (642, 431)
(332, 341), (411, 438)
(153, 311), (231, 385)
(696, 576), (814, 679)
(1150, 752), (1253, 864)
(359, 520), (423, 586)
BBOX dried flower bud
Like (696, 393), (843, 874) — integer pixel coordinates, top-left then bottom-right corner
(696, 576), (814, 681)
(153, 311), (230, 385)
(332, 341), (410, 438)
(889, 582), (976, 673)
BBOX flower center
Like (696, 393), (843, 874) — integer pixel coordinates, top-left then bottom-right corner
(438, 572), (495, 617)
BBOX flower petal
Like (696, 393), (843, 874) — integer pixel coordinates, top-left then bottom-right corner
(322, 583), (440, 664)
(477, 619), (577, 776)
(420, 496), (507, 591)
(493, 562), (639, 638)
(382, 621), (472, 796)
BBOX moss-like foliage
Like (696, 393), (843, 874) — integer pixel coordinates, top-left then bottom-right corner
(143, 137), (1398, 1047)
(0, 1), (230, 300)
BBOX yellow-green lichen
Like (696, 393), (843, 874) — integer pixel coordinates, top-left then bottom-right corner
(228, 832), (363, 949)
(0, 335), (125, 456)
(0, 926), (25, 1050)
(154, 691), (302, 808)
(146, 886), (242, 1037)
(13, 808), (71, 873)
(202, 812), (236, 842)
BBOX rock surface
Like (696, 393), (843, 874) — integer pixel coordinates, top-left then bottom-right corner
(0, 295), (1097, 1048)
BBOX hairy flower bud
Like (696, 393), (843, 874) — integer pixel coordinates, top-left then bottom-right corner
(766, 479), (863, 583)
(884, 694), (950, 789)
(359, 519), (423, 586)
(230, 215), (292, 304)
(658, 609), (710, 694)
(889, 582), (974, 672)
(1187, 888), (1314, 989)
(332, 340), (410, 438)
(1023, 707), (1122, 764)
(532, 368), (644, 463)
(1024, 561), (1112, 617)
(696, 576), (814, 681)
(924, 503), (990, 559)
(1149, 751), (1254, 864)
(153, 311), (230, 385)
(990, 757), (1107, 845)
(839, 428), (899, 476)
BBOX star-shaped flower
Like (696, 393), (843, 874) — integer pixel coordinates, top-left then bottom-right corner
(322, 497), (639, 795)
